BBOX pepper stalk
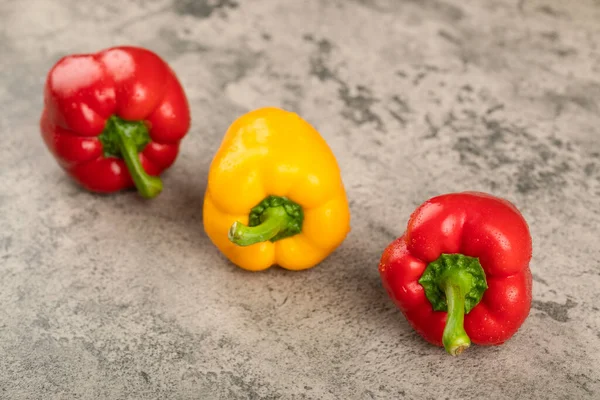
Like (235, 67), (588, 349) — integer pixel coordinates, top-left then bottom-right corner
(228, 195), (304, 246)
(99, 115), (162, 198)
(418, 253), (488, 356)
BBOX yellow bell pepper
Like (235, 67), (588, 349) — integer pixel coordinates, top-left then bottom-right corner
(203, 107), (351, 271)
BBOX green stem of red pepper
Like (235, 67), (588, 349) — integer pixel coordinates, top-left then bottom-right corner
(99, 116), (162, 198)
(418, 254), (488, 356)
(440, 271), (473, 355)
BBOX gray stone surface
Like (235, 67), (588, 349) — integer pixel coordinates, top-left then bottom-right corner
(1, 0), (599, 398)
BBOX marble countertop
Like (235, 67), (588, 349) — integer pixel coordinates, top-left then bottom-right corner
(1, 0), (599, 398)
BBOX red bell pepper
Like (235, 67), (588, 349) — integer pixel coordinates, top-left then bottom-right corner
(40, 46), (191, 198)
(379, 192), (533, 355)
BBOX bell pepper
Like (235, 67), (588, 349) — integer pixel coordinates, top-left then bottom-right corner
(379, 192), (533, 356)
(203, 107), (351, 271)
(40, 46), (191, 198)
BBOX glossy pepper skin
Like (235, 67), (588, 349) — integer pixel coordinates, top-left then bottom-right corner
(203, 107), (351, 271)
(379, 192), (532, 356)
(40, 46), (191, 198)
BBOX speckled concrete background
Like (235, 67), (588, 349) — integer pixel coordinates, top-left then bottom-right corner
(1, 0), (599, 398)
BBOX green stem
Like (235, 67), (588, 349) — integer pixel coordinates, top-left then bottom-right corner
(228, 195), (304, 247)
(417, 253), (488, 356)
(441, 275), (472, 356)
(228, 207), (290, 246)
(100, 115), (162, 198)
(114, 130), (162, 198)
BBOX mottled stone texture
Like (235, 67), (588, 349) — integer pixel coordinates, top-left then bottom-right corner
(1, 0), (599, 398)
